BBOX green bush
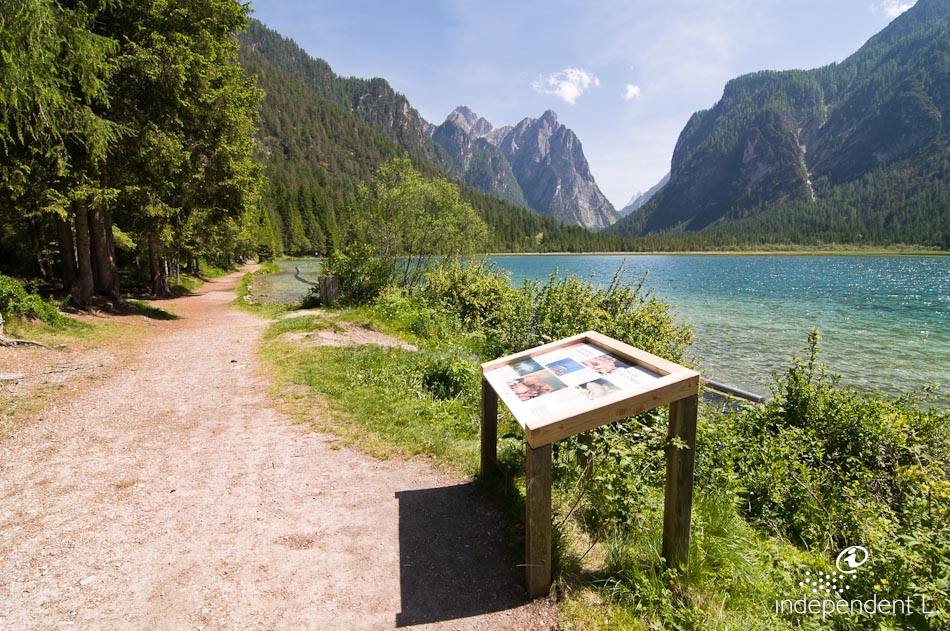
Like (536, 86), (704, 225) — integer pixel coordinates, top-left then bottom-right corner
(422, 261), (693, 362)
(420, 351), (479, 400)
(422, 260), (520, 330)
(700, 331), (950, 629)
(0, 274), (67, 327)
(366, 287), (467, 343)
(323, 243), (395, 304)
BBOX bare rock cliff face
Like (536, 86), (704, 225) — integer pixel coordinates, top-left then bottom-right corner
(433, 106), (618, 229)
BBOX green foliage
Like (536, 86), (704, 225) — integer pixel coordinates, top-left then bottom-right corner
(101, 0), (266, 276)
(0, 0), (268, 294)
(422, 260), (693, 361)
(0, 274), (66, 326)
(323, 244), (395, 304)
(422, 259), (520, 330)
(0, 0), (118, 277)
(345, 157), (489, 289)
(699, 331), (950, 628)
(714, 331), (948, 550)
(420, 351), (479, 400)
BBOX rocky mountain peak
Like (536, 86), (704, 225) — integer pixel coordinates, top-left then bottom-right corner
(433, 106), (617, 229)
(446, 105), (493, 138)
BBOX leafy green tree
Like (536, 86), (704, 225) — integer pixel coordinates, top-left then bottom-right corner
(0, 0), (118, 304)
(98, 0), (264, 294)
(344, 157), (489, 289)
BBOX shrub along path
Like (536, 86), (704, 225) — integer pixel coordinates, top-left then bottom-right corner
(0, 268), (556, 630)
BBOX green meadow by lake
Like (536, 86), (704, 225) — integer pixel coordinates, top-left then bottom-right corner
(260, 255), (949, 404)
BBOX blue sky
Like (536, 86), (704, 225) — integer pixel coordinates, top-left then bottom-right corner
(247, 0), (915, 208)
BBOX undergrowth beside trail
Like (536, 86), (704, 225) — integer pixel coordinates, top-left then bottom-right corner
(258, 260), (948, 630)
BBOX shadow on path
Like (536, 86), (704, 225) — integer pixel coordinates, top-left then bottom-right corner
(395, 483), (527, 627)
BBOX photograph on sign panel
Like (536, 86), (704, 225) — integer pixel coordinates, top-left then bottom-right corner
(509, 357), (544, 376)
(582, 353), (631, 375)
(506, 370), (566, 402)
(576, 377), (622, 400)
(544, 357), (586, 376)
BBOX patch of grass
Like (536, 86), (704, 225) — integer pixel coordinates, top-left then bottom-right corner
(262, 315), (342, 340)
(262, 339), (502, 466)
(3, 312), (88, 345)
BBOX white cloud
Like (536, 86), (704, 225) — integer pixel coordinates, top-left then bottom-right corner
(531, 67), (600, 105)
(869, 0), (916, 18)
(623, 84), (641, 101)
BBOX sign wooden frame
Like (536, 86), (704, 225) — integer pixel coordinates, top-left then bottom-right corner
(480, 331), (700, 598)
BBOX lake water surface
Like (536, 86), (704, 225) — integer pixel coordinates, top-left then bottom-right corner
(259, 255), (949, 403)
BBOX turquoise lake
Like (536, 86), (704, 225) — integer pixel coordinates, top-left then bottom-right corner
(259, 255), (949, 403)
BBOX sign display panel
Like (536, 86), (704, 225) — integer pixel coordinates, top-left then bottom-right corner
(479, 331), (701, 596)
(484, 340), (663, 428)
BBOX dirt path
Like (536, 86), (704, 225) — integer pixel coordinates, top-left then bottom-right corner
(0, 269), (556, 630)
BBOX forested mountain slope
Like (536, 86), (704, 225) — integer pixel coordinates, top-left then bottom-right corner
(237, 21), (628, 253)
(611, 0), (949, 247)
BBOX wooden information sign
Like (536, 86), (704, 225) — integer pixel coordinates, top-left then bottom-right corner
(480, 331), (700, 598)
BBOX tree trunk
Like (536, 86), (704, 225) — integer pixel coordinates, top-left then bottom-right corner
(29, 216), (49, 281)
(72, 205), (95, 306)
(88, 206), (120, 301)
(148, 234), (171, 297)
(56, 216), (77, 293)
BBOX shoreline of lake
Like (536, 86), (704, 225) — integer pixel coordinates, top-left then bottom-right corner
(258, 255), (948, 406)
(482, 248), (948, 257)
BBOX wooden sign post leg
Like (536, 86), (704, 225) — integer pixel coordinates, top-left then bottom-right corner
(662, 393), (698, 569)
(480, 377), (498, 479)
(525, 443), (552, 598)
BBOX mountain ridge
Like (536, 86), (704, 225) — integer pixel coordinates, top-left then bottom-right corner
(610, 0), (948, 246)
(433, 106), (619, 229)
(236, 20), (627, 254)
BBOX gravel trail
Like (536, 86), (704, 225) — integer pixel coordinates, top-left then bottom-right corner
(0, 269), (556, 630)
